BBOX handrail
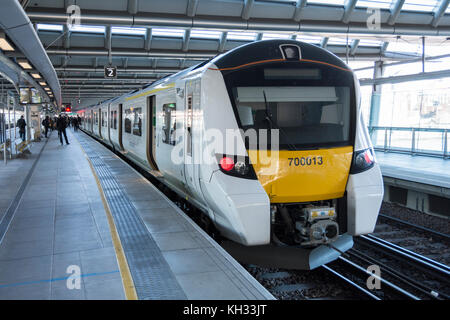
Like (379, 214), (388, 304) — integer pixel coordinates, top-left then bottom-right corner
(369, 126), (448, 133)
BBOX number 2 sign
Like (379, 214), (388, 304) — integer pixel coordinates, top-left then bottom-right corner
(104, 66), (117, 78)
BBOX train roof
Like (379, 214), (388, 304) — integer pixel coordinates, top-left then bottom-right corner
(210, 39), (350, 73)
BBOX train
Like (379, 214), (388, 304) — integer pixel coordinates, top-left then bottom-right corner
(78, 40), (384, 270)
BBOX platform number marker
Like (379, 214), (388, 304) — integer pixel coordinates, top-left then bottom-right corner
(104, 66), (117, 79)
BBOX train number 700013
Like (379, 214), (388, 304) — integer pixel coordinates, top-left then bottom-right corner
(288, 156), (323, 166)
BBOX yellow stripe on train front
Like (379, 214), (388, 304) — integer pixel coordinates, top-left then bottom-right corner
(248, 146), (353, 203)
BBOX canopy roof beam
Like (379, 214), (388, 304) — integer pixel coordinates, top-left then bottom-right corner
(241, 0), (254, 20)
(186, 0), (199, 17)
(342, 0), (358, 24)
(432, 0), (450, 27)
(387, 0), (405, 25)
(293, 0), (307, 22)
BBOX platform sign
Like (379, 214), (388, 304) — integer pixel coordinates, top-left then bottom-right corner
(104, 66), (117, 79)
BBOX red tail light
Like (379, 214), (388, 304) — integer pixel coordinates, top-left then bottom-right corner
(219, 157), (235, 171)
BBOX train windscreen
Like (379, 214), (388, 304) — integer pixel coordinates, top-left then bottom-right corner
(223, 62), (355, 150)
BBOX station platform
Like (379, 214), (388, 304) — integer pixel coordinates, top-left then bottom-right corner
(0, 130), (274, 300)
(375, 151), (450, 189)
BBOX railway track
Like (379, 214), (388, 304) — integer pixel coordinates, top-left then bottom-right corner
(349, 234), (450, 300)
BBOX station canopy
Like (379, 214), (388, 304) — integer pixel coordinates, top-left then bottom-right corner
(10, 0), (449, 108)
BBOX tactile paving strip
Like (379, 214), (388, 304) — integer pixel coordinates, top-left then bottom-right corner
(78, 135), (186, 300)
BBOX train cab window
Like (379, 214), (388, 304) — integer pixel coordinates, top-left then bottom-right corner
(162, 103), (176, 146)
(132, 108), (142, 136)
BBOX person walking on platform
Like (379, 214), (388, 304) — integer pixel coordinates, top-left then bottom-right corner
(17, 115), (26, 142)
(74, 116), (80, 132)
(49, 117), (54, 132)
(42, 116), (50, 138)
(57, 115), (70, 145)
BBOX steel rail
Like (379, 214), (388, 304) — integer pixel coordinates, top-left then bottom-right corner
(348, 248), (447, 300)
(378, 214), (450, 242)
(334, 256), (421, 300)
(362, 234), (450, 276)
(321, 265), (381, 300)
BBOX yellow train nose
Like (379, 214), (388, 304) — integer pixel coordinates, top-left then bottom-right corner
(248, 146), (353, 203)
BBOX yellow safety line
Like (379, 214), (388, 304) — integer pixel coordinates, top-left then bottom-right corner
(125, 83), (175, 101)
(77, 138), (138, 300)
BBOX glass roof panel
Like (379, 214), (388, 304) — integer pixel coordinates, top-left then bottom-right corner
(327, 37), (351, 46)
(191, 29), (222, 39)
(356, 0), (393, 9)
(111, 27), (146, 35)
(37, 24), (63, 31)
(261, 33), (290, 40)
(152, 28), (185, 38)
(307, 0), (345, 5)
(227, 31), (257, 41)
(402, 0), (439, 12)
(387, 41), (422, 54)
(297, 35), (323, 44)
(69, 25), (105, 33)
(359, 39), (384, 46)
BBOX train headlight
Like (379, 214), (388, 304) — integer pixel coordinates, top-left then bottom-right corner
(350, 148), (375, 174)
(234, 161), (249, 175)
(216, 154), (257, 180)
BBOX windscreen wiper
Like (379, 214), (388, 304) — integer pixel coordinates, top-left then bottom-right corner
(262, 90), (298, 151)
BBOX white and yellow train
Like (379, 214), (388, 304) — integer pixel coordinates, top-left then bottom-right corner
(79, 40), (383, 269)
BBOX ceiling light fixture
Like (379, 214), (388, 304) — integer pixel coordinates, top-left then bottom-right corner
(17, 58), (32, 69)
(0, 33), (14, 51)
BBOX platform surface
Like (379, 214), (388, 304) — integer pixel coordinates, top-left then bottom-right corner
(0, 129), (273, 300)
(375, 151), (450, 189)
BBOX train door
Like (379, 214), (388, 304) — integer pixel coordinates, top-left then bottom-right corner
(184, 79), (203, 198)
(118, 103), (124, 150)
(107, 103), (111, 144)
(146, 95), (159, 170)
(98, 108), (102, 138)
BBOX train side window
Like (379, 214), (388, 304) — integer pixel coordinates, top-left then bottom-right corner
(124, 109), (132, 134)
(110, 111), (113, 129)
(113, 111), (117, 129)
(132, 107), (142, 136)
(162, 103), (176, 146)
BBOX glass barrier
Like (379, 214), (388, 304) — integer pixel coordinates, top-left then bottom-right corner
(369, 126), (449, 158)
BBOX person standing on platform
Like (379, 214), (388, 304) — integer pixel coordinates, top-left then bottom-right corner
(42, 116), (50, 138)
(57, 114), (70, 145)
(17, 115), (26, 142)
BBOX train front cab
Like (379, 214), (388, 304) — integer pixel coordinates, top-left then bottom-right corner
(201, 40), (383, 269)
